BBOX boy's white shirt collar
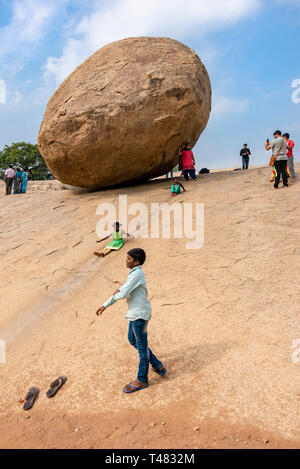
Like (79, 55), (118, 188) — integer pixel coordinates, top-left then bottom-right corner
(129, 265), (142, 274)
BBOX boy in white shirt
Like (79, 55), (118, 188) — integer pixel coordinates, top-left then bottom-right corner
(96, 248), (166, 393)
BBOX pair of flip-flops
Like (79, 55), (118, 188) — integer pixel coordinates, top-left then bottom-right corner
(23, 376), (67, 411)
(122, 366), (167, 394)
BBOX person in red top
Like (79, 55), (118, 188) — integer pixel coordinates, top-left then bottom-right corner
(179, 143), (196, 181)
(283, 133), (295, 179)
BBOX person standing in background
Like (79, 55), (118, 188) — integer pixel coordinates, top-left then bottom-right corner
(4, 164), (15, 195)
(20, 167), (28, 194)
(240, 144), (251, 170)
(265, 130), (288, 189)
(14, 167), (22, 194)
(283, 133), (295, 179)
(179, 143), (196, 180)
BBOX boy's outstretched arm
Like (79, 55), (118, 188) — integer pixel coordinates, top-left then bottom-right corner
(95, 272), (142, 316)
(96, 306), (105, 316)
(180, 182), (186, 191)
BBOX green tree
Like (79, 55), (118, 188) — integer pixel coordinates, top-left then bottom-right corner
(0, 142), (50, 180)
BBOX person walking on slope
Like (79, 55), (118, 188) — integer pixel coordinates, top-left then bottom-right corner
(95, 248), (166, 393)
(265, 130), (288, 189)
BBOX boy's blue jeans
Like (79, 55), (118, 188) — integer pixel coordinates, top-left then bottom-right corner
(128, 319), (163, 384)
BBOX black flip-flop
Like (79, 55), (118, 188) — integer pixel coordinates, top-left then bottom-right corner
(46, 376), (67, 398)
(23, 387), (39, 411)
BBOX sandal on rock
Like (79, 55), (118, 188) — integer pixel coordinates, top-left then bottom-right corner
(46, 376), (67, 398)
(122, 383), (149, 394)
(23, 387), (39, 410)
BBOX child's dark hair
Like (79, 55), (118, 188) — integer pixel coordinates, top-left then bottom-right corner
(127, 248), (146, 265)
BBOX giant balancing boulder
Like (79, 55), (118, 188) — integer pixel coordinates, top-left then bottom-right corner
(38, 37), (211, 189)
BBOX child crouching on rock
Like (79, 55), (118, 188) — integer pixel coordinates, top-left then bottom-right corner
(95, 248), (166, 393)
(170, 177), (186, 196)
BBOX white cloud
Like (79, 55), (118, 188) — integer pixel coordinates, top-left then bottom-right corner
(44, 0), (262, 85)
(211, 94), (250, 118)
(0, 79), (6, 104)
(0, 0), (69, 61)
(0, 0), (70, 105)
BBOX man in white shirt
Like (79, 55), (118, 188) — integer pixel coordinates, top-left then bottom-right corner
(265, 130), (288, 188)
(96, 248), (166, 393)
(4, 164), (16, 195)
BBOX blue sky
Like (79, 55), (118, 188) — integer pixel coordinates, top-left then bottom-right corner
(0, 0), (299, 170)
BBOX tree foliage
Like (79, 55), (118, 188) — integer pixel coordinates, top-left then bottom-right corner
(0, 142), (50, 180)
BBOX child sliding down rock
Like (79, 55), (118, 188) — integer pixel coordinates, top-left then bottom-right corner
(170, 177), (186, 196)
(94, 222), (133, 257)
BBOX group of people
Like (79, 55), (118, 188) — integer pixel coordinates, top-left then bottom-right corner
(240, 132), (296, 188)
(92, 132), (296, 394)
(91, 144), (199, 392)
(3, 164), (28, 195)
(265, 130), (295, 189)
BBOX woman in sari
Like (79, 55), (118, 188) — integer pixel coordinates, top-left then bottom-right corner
(20, 167), (28, 193)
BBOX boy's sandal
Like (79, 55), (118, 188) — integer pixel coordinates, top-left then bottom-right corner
(46, 376), (67, 398)
(122, 383), (149, 394)
(152, 366), (167, 377)
(23, 387), (39, 410)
